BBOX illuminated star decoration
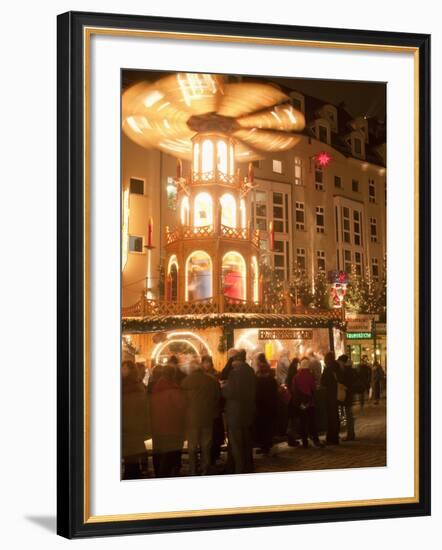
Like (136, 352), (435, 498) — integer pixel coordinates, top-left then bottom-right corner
(315, 151), (332, 167)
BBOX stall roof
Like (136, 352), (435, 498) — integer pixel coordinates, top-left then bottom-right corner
(122, 312), (345, 333)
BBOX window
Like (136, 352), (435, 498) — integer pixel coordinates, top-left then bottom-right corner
(274, 255), (285, 267)
(240, 199), (246, 229)
(272, 159), (283, 173)
(259, 239), (268, 251)
(354, 138), (362, 155)
(252, 160), (261, 169)
(129, 235), (143, 253)
(254, 191), (267, 231)
(369, 217), (378, 242)
(294, 156), (304, 186)
(272, 192), (288, 234)
(316, 206), (325, 234)
(201, 139), (214, 173)
(166, 177), (177, 210)
(344, 249), (352, 273)
(186, 251), (212, 301)
(369, 178), (376, 203)
(315, 167), (324, 191)
(292, 97), (302, 111)
(318, 125), (328, 143)
(352, 179), (359, 192)
(354, 251), (363, 276)
(274, 240), (284, 253)
(194, 192), (213, 227)
(220, 193), (236, 228)
(217, 140), (228, 174)
(296, 248), (306, 270)
(372, 258), (379, 281)
(251, 256), (259, 302)
(317, 250), (326, 271)
(353, 210), (362, 246)
(343, 207), (351, 244)
(295, 202), (305, 230)
(334, 175), (342, 188)
(129, 177), (144, 195)
(167, 256), (179, 301)
(181, 196), (190, 225)
(222, 251), (246, 301)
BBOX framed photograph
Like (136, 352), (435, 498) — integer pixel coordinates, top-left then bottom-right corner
(57, 11), (431, 538)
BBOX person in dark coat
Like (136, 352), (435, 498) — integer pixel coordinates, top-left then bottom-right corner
(219, 348), (239, 381)
(255, 354), (278, 455)
(181, 360), (221, 475)
(338, 355), (357, 441)
(357, 356), (372, 408)
(286, 357), (300, 446)
(122, 361), (151, 479)
(201, 354), (225, 463)
(222, 355), (256, 474)
(320, 351), (340, 445)
(372, 362), (384, 404)
(292, 358), (322, 448)
(150, 365), (186, 477)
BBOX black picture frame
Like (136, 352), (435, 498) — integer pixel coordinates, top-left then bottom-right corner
(57, 10), (431, 538)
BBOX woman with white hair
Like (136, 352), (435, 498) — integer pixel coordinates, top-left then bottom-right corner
(276, 348), (290, 385)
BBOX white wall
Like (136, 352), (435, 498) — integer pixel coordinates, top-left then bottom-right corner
(0, 0), (439, 548)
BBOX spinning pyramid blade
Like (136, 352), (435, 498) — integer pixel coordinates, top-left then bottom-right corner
(233, 128), (302, 152)
(237, 103), (305, 132)
(217, 82), (289, 118)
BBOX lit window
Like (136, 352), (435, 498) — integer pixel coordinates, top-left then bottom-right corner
(240, 199), (246, 229)
(369, 217), (378, 242)
(272, 159), (283, 173)
(294, 156), (303, 186)
(229, 143), (235, 175)
(180, 196), (190, 225)
(194, 192), (213, 227)
(222, 251), (246, 301)
(193, 142), (199, 173)
(217, 140), (228, 174)
(129, 177), (144, 195)
(202, 139), (213, 173)
(316, 207), (325, 234)
(129, 236), (143, 253)
(254, 191), (267, 231)
(186, 251), (212, 301)
(220, 193), (236, 228)
(295, 202), (305, 230)
(317, 250), (326, 271)
(251, 256), (259, 302)
(166, 177), (177, 210)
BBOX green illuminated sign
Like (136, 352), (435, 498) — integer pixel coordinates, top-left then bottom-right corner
(346, 332), (373, 340)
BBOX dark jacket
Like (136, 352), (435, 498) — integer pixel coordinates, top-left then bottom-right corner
(320, 362), (339, 403)
(292, 368), (316, 406)
(122, 379), (151, 457)
(222, 362), (256, 427)
(219, 356), (235, 381)
(181, 369), (221, 431)
(341, 365), (358, 405)
(151, 377), (186, 452)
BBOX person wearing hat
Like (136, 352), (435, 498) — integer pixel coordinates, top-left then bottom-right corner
(291, 358), (322, 448)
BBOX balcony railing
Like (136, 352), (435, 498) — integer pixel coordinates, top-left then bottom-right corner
(122, 294), (341, 319)
(166, 224), (260, 246)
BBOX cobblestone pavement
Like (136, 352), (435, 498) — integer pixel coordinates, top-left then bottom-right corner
(254, 400), (386, 473)
(132, 400), (386, 479)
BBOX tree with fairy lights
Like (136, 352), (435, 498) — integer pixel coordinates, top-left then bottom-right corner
(289, 267), (314, 308)
(259, 258), (285, 312)
(311, 271), (331, 309)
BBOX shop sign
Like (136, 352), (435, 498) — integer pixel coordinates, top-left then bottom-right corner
(346, 332), (373, 340)
(346, 318), (372, 333)
(258, 329), (313, 340)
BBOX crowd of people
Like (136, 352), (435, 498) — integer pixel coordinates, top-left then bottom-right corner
(121, 348), (386, 480)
